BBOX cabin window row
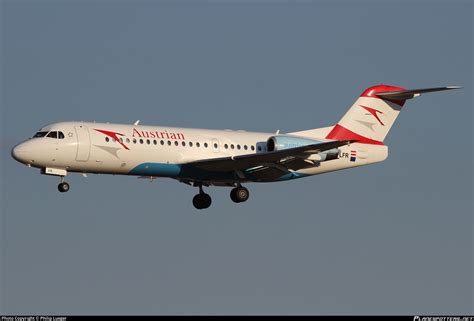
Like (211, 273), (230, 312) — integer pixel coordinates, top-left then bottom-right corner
(104, 137), (256, 151)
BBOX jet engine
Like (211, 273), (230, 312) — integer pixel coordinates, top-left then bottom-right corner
(266, 135), (339, 162)
(266, 135), (321, 152)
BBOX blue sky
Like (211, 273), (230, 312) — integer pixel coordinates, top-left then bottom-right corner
(1, 0), (472, 314)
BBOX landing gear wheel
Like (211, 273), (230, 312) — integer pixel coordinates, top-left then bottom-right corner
(58, 182), (70, 193)
(193, 193), (212, 209)
(230, 186), (249, 203)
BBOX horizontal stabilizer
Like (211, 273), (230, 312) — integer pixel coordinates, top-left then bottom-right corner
(375, 86), (462, 101)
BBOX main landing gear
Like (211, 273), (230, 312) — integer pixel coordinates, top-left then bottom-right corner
(193, 185), (212, 210)
(192, 184), (250, 209)
(57, 176), (70, 193)
(230, 186), (250, 203)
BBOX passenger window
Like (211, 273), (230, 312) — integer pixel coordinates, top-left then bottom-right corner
(189, 142), (193, 147)
(182, 141), (186, 147)
(244, 145), (248, 150)
(133, 138), (137, 144)
(160, 140), (164, 145)
(58, 132), (65, 139)
(224, 144), (228, 149)
(196, 142), (200, 147)
(105, 137), (110, 142)
(146, 139), (150, 145)
(230, 144), (234, 149)
(214, 143), (218, 149)
(153, 140), (157, 145)
(140, 139), (144, 144)
(237, 144), (241, 150)
(204, 142), (208, 148)
(251, 145), (255, 151)
(167, 141), (171, 146)
(47, 131), (58, 139)
(120, 137), (123, 143)
(126, 138), (130, 143)
(174, 141), (179, 146)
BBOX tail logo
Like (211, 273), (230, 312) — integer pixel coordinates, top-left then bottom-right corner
(359, 105), (385, 126)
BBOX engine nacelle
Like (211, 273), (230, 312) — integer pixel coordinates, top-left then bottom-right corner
(266, 135), (322, 152)
(266, 135), (340, 162)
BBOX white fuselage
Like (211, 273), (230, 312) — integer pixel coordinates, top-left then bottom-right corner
(11, 84), (458, 209)
(12, 121), (388, 185)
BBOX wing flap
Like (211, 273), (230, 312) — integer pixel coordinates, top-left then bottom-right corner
(246, 165), (291, 181)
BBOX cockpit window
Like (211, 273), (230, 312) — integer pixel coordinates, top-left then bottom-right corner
(33, 131), (48, 138)
(47, 131), (58, 139)
(32, 131), (65, 139)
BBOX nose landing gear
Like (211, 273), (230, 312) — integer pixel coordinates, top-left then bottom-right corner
(192, 184), (212, 209)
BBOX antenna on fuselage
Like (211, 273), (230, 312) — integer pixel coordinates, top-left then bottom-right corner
(134, 120), (140, 126)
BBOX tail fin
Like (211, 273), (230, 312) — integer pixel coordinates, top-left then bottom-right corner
(326, 85), (461, 145)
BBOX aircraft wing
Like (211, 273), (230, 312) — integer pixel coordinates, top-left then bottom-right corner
(185, 139), (356, 173)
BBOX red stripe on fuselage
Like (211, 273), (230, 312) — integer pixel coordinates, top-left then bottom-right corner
(326, 124), (385, 145)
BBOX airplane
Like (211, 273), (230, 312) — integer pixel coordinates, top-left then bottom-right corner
(11, 84), (461, 209)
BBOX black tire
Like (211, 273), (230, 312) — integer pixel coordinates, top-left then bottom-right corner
(230, 187), (249, 203)
(192, 194), (203, 209)
(230, 188), (240, 203)
(58, 182), (70, 193)
(201, 193), (212, 209)
(193, 193), (212, 209)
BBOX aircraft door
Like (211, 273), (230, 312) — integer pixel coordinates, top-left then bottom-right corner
(75, 126), (91, 161)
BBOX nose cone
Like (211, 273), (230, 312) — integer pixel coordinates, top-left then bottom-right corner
(11, 142), (31, 164)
